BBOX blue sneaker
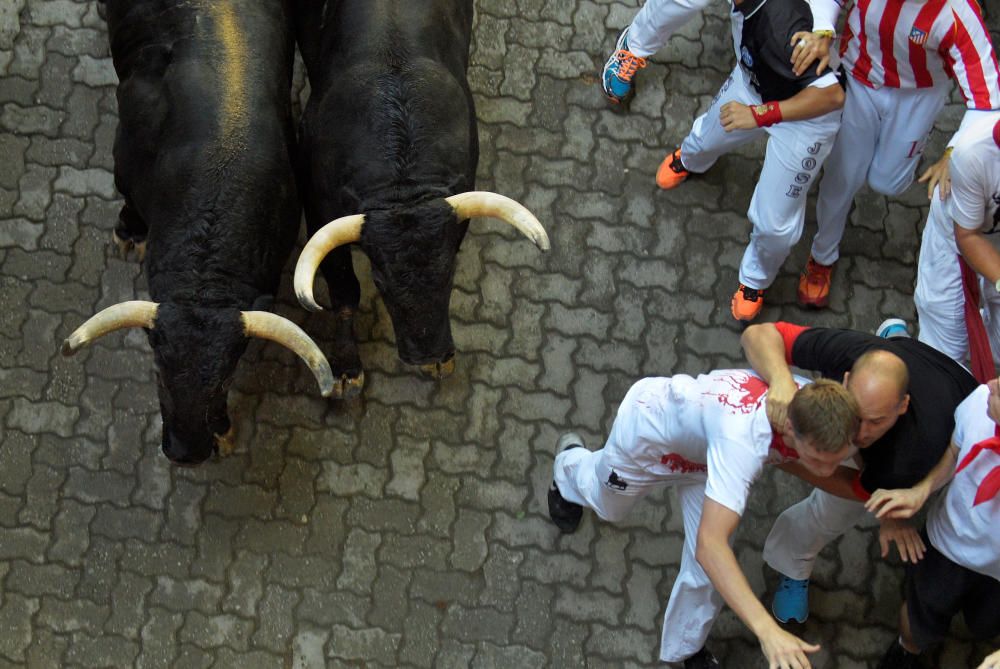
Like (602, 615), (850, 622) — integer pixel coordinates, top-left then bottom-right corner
(875, 318), (910, 339)
(772, 575), (809, 623)
(601, 27), (647, 105)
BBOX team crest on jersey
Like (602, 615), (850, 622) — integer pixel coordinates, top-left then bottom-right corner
(909, 27), (928, 45)
(741, 46), (754, 67)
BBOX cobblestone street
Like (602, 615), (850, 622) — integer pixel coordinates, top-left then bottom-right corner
(1, 0), (999, 667)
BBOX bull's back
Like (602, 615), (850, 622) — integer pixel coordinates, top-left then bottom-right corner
(106, 0), (300, 298)
(298, 0), (478, 214)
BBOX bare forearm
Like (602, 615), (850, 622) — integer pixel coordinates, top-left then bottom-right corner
(741, 324), (796, 385)
(775, 83), (844, 121)
(919, 444), (959, 498)
(780, 463), (859, 501)
(956, 226), (1000, 284)
(696, 535), (779, 640)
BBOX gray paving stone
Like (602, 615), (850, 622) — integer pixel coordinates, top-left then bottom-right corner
(327, 624), (400, 666)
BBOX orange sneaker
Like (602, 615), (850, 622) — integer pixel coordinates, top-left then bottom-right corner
(656, 148), (689, 190)
(731, 284), (765, 322)
(797, 256), (834, 309)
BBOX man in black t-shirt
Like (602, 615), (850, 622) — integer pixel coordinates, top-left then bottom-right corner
(655, 0), (845, 324)
(740, 321), (978, 624)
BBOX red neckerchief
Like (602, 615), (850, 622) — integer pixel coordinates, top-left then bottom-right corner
(770, 432), (798, 460)
(954, 425), (1000, 506)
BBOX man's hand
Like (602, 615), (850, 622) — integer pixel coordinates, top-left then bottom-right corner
(720, 102), (757, 132)
(865, 486), (930, 520)
(917, 150), (952, 200)
(977, 648), (1000, 669)
(759, 625), (821, 669)
(790, 31), (832, 77)
(878, 517), (926, 563)
(765, 376), (798, 430)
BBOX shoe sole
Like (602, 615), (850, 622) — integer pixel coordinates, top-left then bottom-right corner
(656, 152), (688, 190)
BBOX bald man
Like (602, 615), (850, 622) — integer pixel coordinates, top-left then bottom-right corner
(740, 322), (977, 625)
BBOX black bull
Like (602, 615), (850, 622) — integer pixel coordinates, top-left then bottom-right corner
(292, 0), (550, 399)
(62, 0), (333, 466)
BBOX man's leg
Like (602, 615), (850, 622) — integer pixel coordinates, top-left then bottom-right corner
(676, 66), (764, 176)
(735, 107), (839, 321)
(914, 197), (968, 364)
(810, 78), (880, 266)
(762, 488), (866, 620)
(659, 481), (724, 664)
(629, 0), (713, 57)
(865, 85), (947, 197)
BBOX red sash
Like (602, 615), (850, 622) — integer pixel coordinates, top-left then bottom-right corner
(954, 425), (1000, 506)
(959, 255), (997, 384)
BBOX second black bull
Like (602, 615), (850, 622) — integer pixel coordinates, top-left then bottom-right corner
(292, 0), (551, 399)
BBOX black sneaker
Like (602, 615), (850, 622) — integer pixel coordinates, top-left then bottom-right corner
(875, 639), (920, 669)
(684, 647), (720, 669)
(548, 433), (585, 534)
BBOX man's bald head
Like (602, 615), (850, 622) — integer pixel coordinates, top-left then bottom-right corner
(844, 349), (911, 448)
(848, 349), (909, 400)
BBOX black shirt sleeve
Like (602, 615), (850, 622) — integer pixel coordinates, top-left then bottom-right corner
(789, 327), (877, 382)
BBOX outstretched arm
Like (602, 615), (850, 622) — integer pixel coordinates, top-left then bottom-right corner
(741, 324), (799, 429)
(697, 499), (821, 668)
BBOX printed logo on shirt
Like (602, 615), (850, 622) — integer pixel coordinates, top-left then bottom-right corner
(660, 453), (709, 474)
(909, 27), (928, 45)
(988, 193), (1000, 234)
(605, 470), (629, 491)
(741, 46), (754, 67)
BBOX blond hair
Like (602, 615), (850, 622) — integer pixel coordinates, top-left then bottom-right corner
(788, 379), (860, 453)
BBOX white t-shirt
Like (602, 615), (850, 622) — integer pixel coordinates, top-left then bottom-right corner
(927, 384), (1000, 581)
(624, 370), (805, 516)
(947, 112), (1000, 241)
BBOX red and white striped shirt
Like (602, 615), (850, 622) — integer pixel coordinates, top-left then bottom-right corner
(836, 0), (1000, 109)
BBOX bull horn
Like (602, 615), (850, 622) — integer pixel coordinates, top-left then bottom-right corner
(61, 300), (159, 356)
(293, 214), (365, 312)
(241, 311), (335, 397)
(446, 191), (550, 252)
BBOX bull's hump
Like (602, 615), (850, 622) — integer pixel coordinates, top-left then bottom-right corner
(200, 2), (250, 149)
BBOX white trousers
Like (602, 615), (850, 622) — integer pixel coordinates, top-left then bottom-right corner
(680, 65), (842, 289)
(762, 488), (867, 580)
(914, 195), (1000, 368)
(811, 77), (947, 265)
(628, 0), (714, 58)
(553, 384), (723, 663)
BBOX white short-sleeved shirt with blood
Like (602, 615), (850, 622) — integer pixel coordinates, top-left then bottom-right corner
(927, 385), (1000, 581)
(625, 370), (805, 516)
(948, 113), (1000, 239)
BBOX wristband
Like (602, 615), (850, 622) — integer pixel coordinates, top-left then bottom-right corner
(812, 29), (835, 38)
(750, 102), (783, 127)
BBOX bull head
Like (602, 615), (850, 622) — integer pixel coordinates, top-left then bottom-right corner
(62, 300), (334, 465)
(293, 192), (549, 375)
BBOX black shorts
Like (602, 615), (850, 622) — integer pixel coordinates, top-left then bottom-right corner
(905, 531), (1000, 651)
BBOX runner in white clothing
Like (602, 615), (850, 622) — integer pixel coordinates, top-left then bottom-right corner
(548, 371), (859, 669)
(801, 0), (1000, 310)
(865, 379), (1000, 668)
(915, 113), (1000, 371)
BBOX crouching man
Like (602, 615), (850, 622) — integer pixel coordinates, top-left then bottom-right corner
(547, 370), (859, 668)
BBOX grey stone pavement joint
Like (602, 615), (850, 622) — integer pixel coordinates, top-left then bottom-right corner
(1, 0), (999, 667)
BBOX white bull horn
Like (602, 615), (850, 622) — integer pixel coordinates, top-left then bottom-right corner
(293, 214), (365, 312)
(446, 191), (550, 252)
(61, 300), (159, 356)
(241, 311), (335, 397)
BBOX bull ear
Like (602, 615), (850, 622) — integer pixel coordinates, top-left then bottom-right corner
(293, 214), (365, 312)
(240, 311), (335, 397)
(62, 301), (159, 356)
(445, 192), (550, 251)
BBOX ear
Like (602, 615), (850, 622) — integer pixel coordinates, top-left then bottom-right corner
(898, 393), (910, 416)
(841, 371), (850, 387)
